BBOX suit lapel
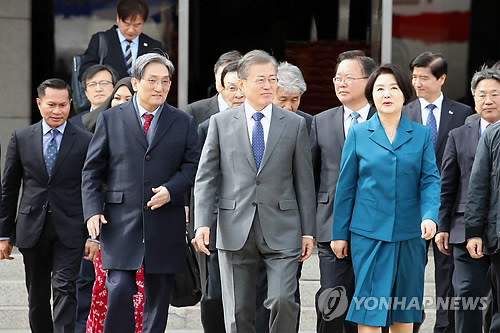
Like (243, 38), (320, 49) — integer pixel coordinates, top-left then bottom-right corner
(51, 122), (78, 179)
(368, 114), (394, 152)
(259, 106), (286, 173)
(392, 114), (413, 150)
(121, 101), (148, 149)
(436, 97), (454, 152)
(405, 100), (423, 124)
(148, 104), (177, 151)
(233, 106), (257, 173)
(333, 106), (346, 149)
(32, 122), (49, 183)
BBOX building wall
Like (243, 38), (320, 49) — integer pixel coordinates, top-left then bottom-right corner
(0, 0), (31, 166)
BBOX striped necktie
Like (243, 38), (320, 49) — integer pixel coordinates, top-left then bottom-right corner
(124, 40), (133, 76)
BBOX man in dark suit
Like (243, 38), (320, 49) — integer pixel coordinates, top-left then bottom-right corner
(0, 79), (95, 333)
(403, 52), (474, 333)
(186, 50), (242, 127)
(70, 64), (117, 130)
(311, 50), (376, 333)
(79, 0), (163, 80)
(82, 53), (199, 333)
(436, 66), (500, 333)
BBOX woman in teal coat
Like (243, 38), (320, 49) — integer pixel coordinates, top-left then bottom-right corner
(331, 64), (440, 333)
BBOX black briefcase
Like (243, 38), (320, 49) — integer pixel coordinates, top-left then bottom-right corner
(170, 231), (202, 307)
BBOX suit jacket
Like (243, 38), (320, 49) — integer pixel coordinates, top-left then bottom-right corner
(79, 25), (163, 80)
(439, 119), (480, 244)
(296, 110), (313, 135)
(186, 94), (219, 127)
(81, 100), (200, 273)
(69, 109), (90, 129)
(403, 97), (474, 170)
(332, 113), (441, 242)
(0, 121), (92, 248)
(194, 104), (316, 251)
(310, 105), (377, 242)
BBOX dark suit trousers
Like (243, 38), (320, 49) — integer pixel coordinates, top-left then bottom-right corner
(75, 258), (95, 333)
(104, 269), (174, 333)
(315, 242), (357, 333)
(19, 213), (83, 333)
(489, 253), (500, 333)
(451, 243), (490, 333)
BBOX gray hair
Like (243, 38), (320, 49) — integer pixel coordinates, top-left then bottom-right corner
(277, 62), (307, 95)
(470, 65), (500, 95)
(213, 50), (242, 74)
(133, 53), (175, 80)
(237, 50), (278, 80)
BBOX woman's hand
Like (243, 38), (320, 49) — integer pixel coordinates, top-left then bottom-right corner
(421, 219), (437, 240)
(330, 240), (349, 259)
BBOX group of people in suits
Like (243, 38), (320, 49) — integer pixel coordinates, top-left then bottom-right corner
(0, 5), (500, 330)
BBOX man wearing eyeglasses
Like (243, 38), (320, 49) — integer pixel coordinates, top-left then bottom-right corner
(81, 53), (199, 332)
(310, 50), (377, 333)
(70, 64), (118, 130)
(193, 49), (315, 333)
(403, 52), (474, 333)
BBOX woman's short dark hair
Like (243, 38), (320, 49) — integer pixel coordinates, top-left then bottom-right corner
(117, 0), (149, 21)
(365, 64), (413, 106)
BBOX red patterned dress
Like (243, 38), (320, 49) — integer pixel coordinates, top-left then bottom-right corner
(86, 251), (145, 333)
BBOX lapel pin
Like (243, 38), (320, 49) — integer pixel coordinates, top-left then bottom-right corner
(448, 110), (454, 115)
(144, 42), (148, 47)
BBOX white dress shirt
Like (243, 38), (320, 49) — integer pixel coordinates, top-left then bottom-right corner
(343, 104), (371, 138)
(419, 93), (443, 131)
(218, 93), (230, 112)
(244, 100), (272, 145)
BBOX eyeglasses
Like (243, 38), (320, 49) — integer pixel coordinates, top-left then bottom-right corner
(475, 92), (500, 101)
(224, 86), (242, 93)
(86, 80), (113, 90)
(244, 77), (278, 87)
(144, 78), (171, 87)
(333, 76), (368, 84)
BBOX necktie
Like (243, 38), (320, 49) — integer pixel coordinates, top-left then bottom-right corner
(252, 112), (265, 169)
(143, 114), (154, 137)
(426, 104), (438, 145)
(44, 129), (59, 176)
(124, 40), (132, 76)
(350, 111), (360, 128)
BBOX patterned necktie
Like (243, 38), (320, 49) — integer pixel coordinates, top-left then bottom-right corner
(252, 112), (265, 169)
(143, 114), (154, 137)
(124, 40), (133, 76)
(44, 129), (59, 176)
(426, 104), (438, 145)
(350, 111), (360, 128)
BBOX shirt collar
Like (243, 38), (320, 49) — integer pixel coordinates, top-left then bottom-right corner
(244, 100), (273, 121)
(217, 93), (230, 112)
(343, 104), (371, 121)
(116, 27), (139, 45)
(135, 95), (161, 117)
(42, 119), (67, 136)
(419, 93), (444, 111)
(480, 117), (500, 133)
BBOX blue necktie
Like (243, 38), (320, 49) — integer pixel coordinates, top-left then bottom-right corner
(350, 111), (360, 128)
(124, 40), (132, 76)
(426, 104), (438, 146)
(252, 112), (265, 169)
(44, 129), (59, 176)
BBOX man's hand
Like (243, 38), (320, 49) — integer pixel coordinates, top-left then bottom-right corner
(299, 237), (314, 262)
(0, 240), (14, 260)
(466, 237), (484, 258)
(331, 240), (348, 259)
(147, 186), (170, 210)
(87, 214), (107, 239)
(421, 219), (437, 240)
(192, 227), (210, 256)
(83, 240), (100, 261)
(435, 232), (450, 255)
